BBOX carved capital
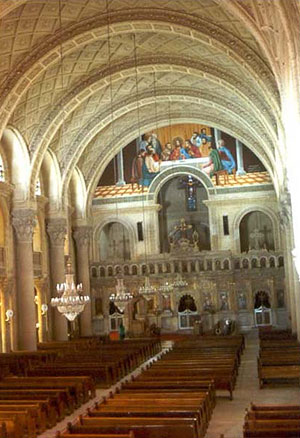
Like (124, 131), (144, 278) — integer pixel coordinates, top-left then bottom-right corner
(73, 226), (92, 248)
(47, 218), (67, 247)
(12, 209), (36, 243)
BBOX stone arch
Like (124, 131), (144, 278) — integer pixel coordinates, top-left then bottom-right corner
(40, 150), (62, 211)
(69, 167), (87, 220)
(93, 217), (137, 262)
(0, 127), (31, 201)
(233, 206), (280, 253)
(148, 165), (213, 202)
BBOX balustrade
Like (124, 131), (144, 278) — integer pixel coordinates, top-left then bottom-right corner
(90, 251), (285, 279)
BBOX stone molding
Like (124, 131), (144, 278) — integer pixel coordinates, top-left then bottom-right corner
(12, 209), (36, 243)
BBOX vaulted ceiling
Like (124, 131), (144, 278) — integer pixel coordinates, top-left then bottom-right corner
(0, 0), (299, 211)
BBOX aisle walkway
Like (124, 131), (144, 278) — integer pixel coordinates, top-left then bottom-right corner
(205, 329), (300, 438)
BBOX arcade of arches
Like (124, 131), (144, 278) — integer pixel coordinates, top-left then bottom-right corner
(0, 0), (299, 353)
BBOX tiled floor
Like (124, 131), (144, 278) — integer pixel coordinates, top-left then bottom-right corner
(94, 172), (272, 199)
(205, 329), (300, 438)
(38, 333), (299, 438)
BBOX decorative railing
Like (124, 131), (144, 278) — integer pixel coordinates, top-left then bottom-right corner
(90, 251), (284, 279)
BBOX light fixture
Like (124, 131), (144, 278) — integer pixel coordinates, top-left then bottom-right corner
(41, 303), (48, 316)
(5, 309), (13, 323)
(139, 276), (157, 301)
(109, 278), (133, 312)
(158, 281), (173, 295)
(172, 273), (188, 288)
(51, 258), (90, 321)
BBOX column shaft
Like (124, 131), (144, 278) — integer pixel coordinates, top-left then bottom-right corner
(116, 150), (126, 186)
(235, 140), (246, 175)
(12, 210), (37, 350)
(47, 219), (68, 341)
(73, 227), (92, 336)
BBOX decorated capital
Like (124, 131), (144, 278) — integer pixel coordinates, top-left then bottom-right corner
(73, 226), (92, 248)
(47, 218), (67, 247)
(12, 209), (36, 243)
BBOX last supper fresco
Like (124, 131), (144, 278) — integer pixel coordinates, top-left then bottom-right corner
(95, 124), (271, 199)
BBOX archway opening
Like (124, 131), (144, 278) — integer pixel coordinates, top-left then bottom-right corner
(240, 211), (274, 252)
(99, 222), (131, 262)
(158, 175), (210, 253)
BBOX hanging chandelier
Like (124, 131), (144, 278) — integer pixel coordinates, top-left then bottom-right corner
(139, 276), (157, 300)
(51, 259), (90, 321)
(158, 281), (173, 294)
(109, 278), (133, 312)
(172, 273), (188, 288)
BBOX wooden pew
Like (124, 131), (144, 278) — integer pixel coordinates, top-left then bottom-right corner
(67, 415), (199, 438)
(243, 403), (300, 437)
(0, 410), (36, 438)
(0, 417), (22, 438)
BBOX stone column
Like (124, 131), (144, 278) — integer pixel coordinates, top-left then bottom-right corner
(214, 128), (222, 145)
(73, 226), (93, 336)
(116, 150), (126, 186)
(46, 218), (68, 341)
(12, 209), (37, 350)
(235, 140), (246, 175)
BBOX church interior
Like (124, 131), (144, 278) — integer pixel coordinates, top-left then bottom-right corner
(0, 0), (299, 437)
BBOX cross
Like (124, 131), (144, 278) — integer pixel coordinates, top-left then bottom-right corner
(178, 175), (202, 211)
(249, 228), (264, 250)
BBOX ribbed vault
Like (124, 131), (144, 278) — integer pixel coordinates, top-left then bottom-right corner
(0, 0), (299, 215)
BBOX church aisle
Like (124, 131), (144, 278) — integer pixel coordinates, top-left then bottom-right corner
(205, 329), (300, 438)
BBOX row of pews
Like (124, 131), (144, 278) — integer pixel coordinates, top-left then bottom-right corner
(137, 335), (244, 399)
(0, 338), (160, 438)
(243, 403), (300, 437)
(257, 328), (300, 388)
(54, 335), (245, 438)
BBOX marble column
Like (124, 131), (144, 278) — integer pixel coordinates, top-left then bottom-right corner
(46, 218), (68, 341)
(73, 226), (93, 336)
(116, 150), (126, 186)
(12, 209), (37, 350)
(235, 140), (246, 175)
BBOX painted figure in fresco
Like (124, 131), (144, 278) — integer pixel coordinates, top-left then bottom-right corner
(180, 141), (194, 159)
(162, 142), (173, 161)
(202, 145), (223, 177)
(217, 139), (236, 174)
(185, 139), (201, 158)
(199, 127), (212, 142)
(151, 133), (162, 159)
(131, 148), (145, 189)
(200, 137), (210, 156)
(139, 133), (152, 151)
(190, 131), (201, 148)
(141, 149), (161, 187)
(170, 138), (184, 160)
